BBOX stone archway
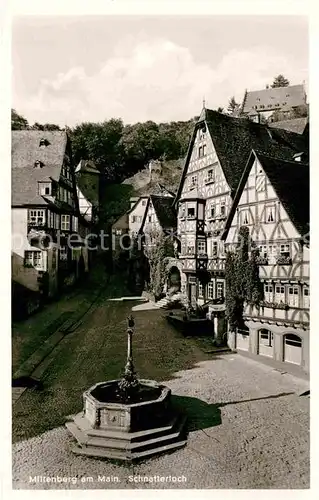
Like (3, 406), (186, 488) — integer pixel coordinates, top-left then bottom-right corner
(167, 266), (181, 293)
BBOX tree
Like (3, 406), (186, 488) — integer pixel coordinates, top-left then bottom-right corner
(271, 74), (290, 88)
(143, 229), (174, 299)
(31, 122), (61, 131)
(225, 227), (263, 331)
(11, 109), (29, 130)
(70, 119), (125, 182)
(227, 97), (239, 115)
(217, 107), (224, 113)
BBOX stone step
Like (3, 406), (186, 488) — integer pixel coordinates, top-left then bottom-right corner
(86, 415), (187, 451)
(71, 438), (187, 461)
(73, 412), (179, 442)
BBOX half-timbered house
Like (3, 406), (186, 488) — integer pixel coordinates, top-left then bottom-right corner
(174, 106), (308, 337)
(222, 150), (309, 372)
(11, 130), (81, 314)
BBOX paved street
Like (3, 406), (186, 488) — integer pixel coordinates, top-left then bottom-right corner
(12, 353), (309, 489)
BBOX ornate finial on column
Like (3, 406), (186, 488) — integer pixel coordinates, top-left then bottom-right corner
(117, 315), (139, 402)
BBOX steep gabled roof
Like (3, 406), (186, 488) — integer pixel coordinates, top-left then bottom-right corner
(242, 84), (306, 113)
(12, 130), (68, 206)
(222, 150), (309, 239)
(150, 195), (176, 229)
(269, 117), (308, 135)
(174, 109), (308, 205)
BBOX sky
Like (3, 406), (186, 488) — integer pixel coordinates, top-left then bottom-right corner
(12, 15), (308, 127)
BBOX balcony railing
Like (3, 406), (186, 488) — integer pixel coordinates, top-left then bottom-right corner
(256, 256), (269, 265)
(260, 300), (289, 310)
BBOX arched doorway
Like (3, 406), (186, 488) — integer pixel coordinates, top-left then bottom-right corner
(167, 266), (181, 294)
(283, 334), (302, 365)
(258, 329), (274, 358)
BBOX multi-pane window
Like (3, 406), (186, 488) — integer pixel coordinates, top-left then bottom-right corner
(265, 205), (275, 223)
(199, 145), (206, 158)
(190, 175), (197, 188)
(280, 244), (290, 257)
(264, 284), (273, 302)
(142, 200), (147, 206)
(210, 204), (216, 219)
(259, 245), (268, 258)
(212, 241), (218, 257)
(216, 282), (224, 298)
(24, 251), (42, 269)
(259, 329), (273, 347)
(207, 282), (214, 300)
(207, 168), (215, 182)
(288, 286), (299, 307)
(61, 214), (70, 231)
(303, 286), (309, 308)
(202, 144), (207, 156)
(275, 285), (285, 303)
(198, 283), (203, 298)
(28, 209), (45, 226)
(197, 240), (206, 255)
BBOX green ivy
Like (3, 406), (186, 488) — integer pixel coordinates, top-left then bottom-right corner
(225, 226), (263, 331)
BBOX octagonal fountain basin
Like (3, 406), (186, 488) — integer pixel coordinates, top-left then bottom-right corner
(66, 379), (187, 461)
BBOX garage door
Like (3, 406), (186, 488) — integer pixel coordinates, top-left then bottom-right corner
(236, 328), (250, 351)
(258, 329), (274, 358)
(284, 334), (302, 365)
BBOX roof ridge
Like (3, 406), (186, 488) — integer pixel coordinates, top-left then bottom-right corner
(254, 150), (309, 166)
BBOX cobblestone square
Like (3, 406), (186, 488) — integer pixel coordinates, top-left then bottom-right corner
(12, 353), (309, 489)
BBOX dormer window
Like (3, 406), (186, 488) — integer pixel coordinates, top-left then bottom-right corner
(38, 181), (51, 196)
(39, 138), (50, 148)
(34, 160), (44, 169)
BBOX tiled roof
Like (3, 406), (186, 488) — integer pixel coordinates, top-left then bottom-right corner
(223, 151), (309, 239)
(256, 153), (309, 237)
(242, 84), (306, 113)
(175, 109), (308, 204)
(12, 131), (67, 206)
(150, 195), (176, 229)
(269, 117), (308, 135)
(75, 159), (99, 174)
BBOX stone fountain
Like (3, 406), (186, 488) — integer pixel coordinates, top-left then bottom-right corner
(66, 316), (187, 460)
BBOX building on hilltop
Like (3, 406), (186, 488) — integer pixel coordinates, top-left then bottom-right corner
(221, 150), (309, 373)
(240, 84), (307, 123)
